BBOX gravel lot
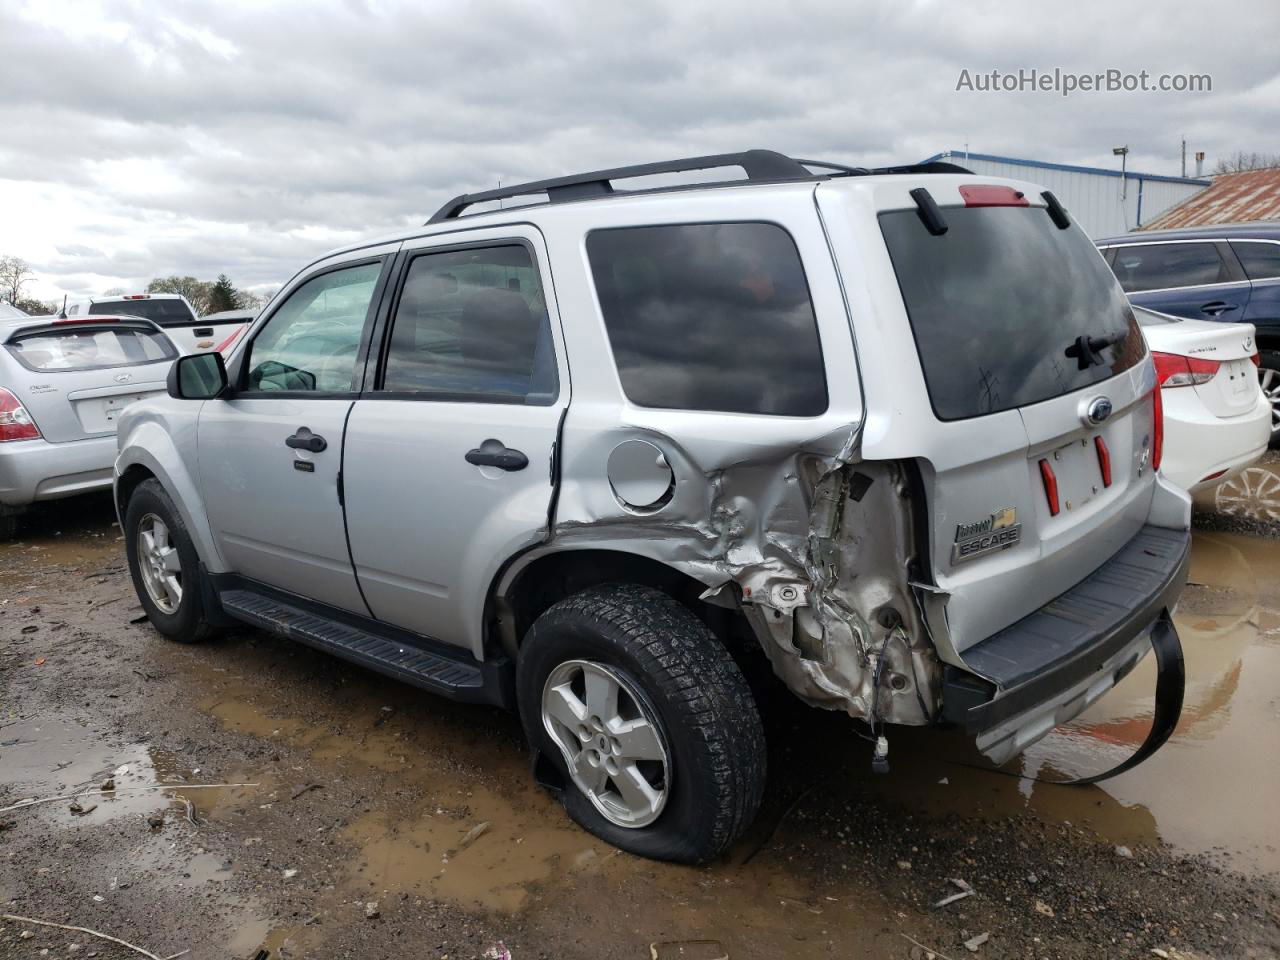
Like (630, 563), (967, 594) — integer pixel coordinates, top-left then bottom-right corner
(1, 492), (1278, 959)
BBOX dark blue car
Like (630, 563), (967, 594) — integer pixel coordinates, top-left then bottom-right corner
(1097, 221), (1280, 442)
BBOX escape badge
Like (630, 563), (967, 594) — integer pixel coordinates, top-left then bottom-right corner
(952, 507), (1021, 563)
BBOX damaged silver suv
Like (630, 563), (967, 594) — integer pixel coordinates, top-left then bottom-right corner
(115, 150), (1192, 863)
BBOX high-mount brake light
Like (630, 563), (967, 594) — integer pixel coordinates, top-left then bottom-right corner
(1152, 351), (1219, 388)
(0, 387), (41, 442)
(958, 184), (1029, 207)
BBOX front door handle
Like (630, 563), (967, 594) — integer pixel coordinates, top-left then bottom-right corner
(465, 440), (528, 472)
(285, 427), (327, 453)
(1200, 300), (1239, 317)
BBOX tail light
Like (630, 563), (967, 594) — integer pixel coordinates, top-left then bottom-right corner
(1250, 352), (1261, 367)
(1152, 351), (1219, 387)
(1038, 459), (1060, 516)
(0, 387), (41, 442)
(1151, 386), (1164, 472)
(1094, 435), (1112, 487)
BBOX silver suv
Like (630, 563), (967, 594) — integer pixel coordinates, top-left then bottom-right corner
(115, 150), (1192, 863)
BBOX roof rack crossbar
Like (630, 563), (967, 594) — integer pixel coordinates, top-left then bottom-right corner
(429, 149), (814, 222)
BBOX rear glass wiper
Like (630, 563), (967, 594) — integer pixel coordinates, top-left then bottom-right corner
(1064, 330), (1127, 370)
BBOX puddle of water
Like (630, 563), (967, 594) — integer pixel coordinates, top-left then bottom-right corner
(868, 530), (1280, 875)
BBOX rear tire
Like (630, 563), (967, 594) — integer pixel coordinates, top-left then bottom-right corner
(124, 478), (219, 643)
(517, 583), (766, 863)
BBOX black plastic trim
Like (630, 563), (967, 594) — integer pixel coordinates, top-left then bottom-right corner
(211, 573), (514, 708)
(943, 524), (1191, 732)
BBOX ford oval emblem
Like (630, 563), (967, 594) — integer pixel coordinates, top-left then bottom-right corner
(1086, 396), (1113, 425)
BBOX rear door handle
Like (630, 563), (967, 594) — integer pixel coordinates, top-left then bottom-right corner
(1200, 301), (1239, 316)
(465, 441), (528, 472)
(285, 427), (327, 453)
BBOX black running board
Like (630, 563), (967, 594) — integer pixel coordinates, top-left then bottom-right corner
(214, 580), (512, 708)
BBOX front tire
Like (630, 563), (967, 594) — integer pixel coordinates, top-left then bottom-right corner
(124, 478), (218, 643)
(517, 583), (766, 863)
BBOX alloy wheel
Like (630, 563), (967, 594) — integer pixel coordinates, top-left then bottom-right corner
(1259, 367), (1280, 440)
(541, 659), (670, 829)
(137, 513), (183, 614)
(1215, 465), (1280, 523)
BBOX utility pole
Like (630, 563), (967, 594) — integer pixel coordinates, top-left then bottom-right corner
(1181, 138), (1186, 178)
(1113, 145), (1130, 200)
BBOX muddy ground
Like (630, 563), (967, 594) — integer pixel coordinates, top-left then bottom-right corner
(3, 473), (1280, 960)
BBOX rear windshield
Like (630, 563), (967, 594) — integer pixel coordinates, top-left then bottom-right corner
(880, 206), (1145, 421)
(6, 326), (176, 372)
(90, 298), (197, 327)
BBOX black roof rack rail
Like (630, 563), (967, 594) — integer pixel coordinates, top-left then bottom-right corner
(427, 150), (975, 223)
(429, 149), (813, 223)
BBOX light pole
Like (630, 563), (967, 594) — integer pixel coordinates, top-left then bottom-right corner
(1113, 145), (1130, 201)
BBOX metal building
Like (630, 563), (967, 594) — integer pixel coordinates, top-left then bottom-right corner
(924, 150), (1209, 239)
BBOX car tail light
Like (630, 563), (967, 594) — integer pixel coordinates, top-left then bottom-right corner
(55, 315), (117, 324)
(1152, 351), (1219, 387)
(1038, 458), (1060, 516)
(1151, 386), (1164, 472)
(1094, 435), (1112, 488)
(123, 295), (150, 300)
(1250, 352), (1261, 367)
(0, 387), (41, 442)
(959, 184), (1029, 207)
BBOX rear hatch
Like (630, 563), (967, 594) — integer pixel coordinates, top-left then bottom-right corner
(1137, 308), (1260, 417)
(820, 177), (1159, 661)
(3, 318), (176, 442)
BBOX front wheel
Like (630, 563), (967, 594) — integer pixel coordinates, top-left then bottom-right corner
(517, 583), (766, 863)
(124, 478), (219, 643)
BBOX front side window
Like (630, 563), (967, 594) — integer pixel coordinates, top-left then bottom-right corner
(379, 244), (557, 403)
(245, 261), (382, 393)
(586, 222), (827, 416)
(1110, 242), (1231, 293)
(1232, 241), (1280, 281)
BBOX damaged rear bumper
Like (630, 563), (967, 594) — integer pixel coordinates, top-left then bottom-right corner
(941, 524), (1191, 764)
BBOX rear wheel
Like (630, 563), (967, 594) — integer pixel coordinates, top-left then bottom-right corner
(124, 479), (219, 643)
(517, 583), (766, 863)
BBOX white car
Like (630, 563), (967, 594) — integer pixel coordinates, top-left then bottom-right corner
(67, 294), (244, 354)
(1138, 306), (1270, 492)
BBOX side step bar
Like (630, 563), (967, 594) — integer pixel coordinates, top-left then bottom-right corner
(217, 585), (512, 708)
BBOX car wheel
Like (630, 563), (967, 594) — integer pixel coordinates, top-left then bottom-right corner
(0, 504), (23, 541)
(124, 478), (219, 643)
(1258, 356), (1280, 449)
(517, 583), (766, 863)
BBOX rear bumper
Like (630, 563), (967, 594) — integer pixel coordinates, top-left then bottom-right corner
(1161, 390), (1271, 493)
(0, 435), (118, 508)
(942, 523), (1191, 764)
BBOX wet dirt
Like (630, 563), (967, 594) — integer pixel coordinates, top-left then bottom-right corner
(2, 494), (1279, 959)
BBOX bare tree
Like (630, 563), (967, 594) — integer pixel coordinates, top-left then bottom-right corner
(1212, 151), (1280, 175)
(0, 255), (33, 306)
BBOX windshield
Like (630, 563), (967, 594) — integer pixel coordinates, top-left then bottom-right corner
(880, 206), (1145, 421)
(91, 298), (197, 327)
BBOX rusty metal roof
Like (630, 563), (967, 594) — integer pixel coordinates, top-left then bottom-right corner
(1142, 167), (1280, 230)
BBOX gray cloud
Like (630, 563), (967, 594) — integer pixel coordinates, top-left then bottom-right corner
(1, 0), (1277, 303)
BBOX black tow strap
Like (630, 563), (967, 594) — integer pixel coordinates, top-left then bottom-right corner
(972, 611), (1185, 786)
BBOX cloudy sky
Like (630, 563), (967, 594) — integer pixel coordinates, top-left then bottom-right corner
(2, 0), (1277, 305)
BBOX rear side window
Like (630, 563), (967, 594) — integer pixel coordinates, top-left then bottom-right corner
(1232, 241), (1280, 281)
(1109, 242), (1232, 293)
(880, 207), (1144, 421)
(379, 244), (557, 403)
(90, 298), (198, 327)
(6, 325), (176, 372)
(587, 222), (827, 416)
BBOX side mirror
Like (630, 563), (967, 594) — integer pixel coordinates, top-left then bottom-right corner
(168, 351), (229, 400)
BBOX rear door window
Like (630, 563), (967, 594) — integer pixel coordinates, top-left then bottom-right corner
(90, 298), (198, 326)
(880, 206), (1144, 421)
(586, 222), (827, 416)
(1109, 242), (1233, 293)
(378, 244), (557, 403)
(1232, 241), (1280, 281)
(6, 325), (176, 372)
